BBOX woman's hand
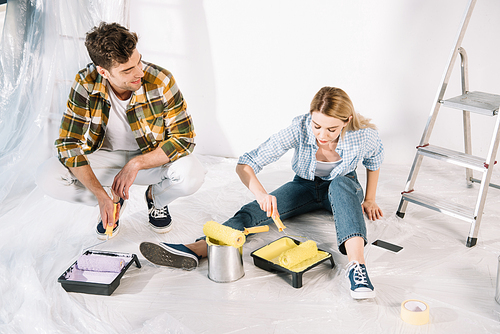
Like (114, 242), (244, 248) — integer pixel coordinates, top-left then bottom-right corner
(256, 192), (278, 217)
(236, 164), (279, 217)
(362, 200), (383, 221)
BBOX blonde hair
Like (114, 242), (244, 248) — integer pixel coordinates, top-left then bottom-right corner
(310, 87), (376, 137)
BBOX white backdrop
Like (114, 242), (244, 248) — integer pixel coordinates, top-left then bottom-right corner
(2, 2), (500, 332)
(129, 0), (500, 165)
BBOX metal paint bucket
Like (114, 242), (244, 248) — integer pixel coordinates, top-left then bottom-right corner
(207, 237), (244, 283)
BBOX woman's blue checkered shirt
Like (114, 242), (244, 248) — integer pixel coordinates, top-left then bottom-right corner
(238, 113), (384, 181)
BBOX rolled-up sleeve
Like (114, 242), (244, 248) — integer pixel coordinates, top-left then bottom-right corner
(54, 75), (91, 168)
(238, 124), (299, 174)
(158, 75), (195, 162)
(362, 129), (384, 171)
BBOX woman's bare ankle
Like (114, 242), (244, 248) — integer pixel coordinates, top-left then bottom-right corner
(185, 240), (208, 258)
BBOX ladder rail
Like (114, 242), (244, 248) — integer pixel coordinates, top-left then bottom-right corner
(397, 0), (477, 216)
(418, 0), (476, 147)
(468, 114), (500, 244)
(459, 47), (473, 186)
(397, 0), (500, 248)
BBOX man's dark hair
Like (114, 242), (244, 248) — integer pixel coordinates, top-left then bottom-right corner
(85, 22), (138, 70)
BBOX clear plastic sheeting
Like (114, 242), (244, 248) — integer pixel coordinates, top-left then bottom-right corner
(0, 0), (129, 214)
(2, 1), (500, 333)
(1, 155), (500, 333)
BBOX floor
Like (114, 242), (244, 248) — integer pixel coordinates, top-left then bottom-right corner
(1, 155), (500, 333)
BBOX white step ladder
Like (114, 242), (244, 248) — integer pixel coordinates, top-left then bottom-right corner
(396, 0), (500, 247)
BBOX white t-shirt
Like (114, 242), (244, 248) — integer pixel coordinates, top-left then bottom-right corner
(100, 84), (140, 151)
(315, 159), (342, 177)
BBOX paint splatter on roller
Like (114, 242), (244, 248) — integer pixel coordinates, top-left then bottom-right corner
(203, 221), (246, 248)
(279, 240), (318, 269)
(76, 254), (125, 273)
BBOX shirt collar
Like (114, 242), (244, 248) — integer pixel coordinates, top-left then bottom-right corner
(94, 77), (109, 101)
(89, 66), (146, 104)
(305, 114), (318, 147)
(337, 130), (346, 150)
(131, 85), (146, 105)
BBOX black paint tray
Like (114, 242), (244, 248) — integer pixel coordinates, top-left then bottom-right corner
(57, 250), (141, 296)
(250, 237), (335, 288)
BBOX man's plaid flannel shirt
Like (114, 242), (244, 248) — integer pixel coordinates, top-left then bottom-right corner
(55, 61), (195, 167)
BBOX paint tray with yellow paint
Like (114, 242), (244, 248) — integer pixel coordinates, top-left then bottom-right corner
(250, 237), (334, 288)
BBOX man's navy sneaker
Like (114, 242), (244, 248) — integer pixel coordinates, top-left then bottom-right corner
(145, 187), (172, 233)
(96, 197), (125, 240)
(345, 261), (376, 299)
(139, 242), (200, 270)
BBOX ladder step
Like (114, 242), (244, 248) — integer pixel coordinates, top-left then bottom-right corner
(441, 91), (500, 116)
(417, 144), (487, 172)
(402, 191), (475, 223)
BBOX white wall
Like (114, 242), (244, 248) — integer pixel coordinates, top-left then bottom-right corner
(129, 0), (500, 165)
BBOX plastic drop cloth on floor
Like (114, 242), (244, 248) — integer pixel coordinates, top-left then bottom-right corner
(1, 1), (500, 332)
(1, 155), (500, 333)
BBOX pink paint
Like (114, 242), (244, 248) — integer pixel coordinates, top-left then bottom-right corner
(76, 254), (127, 273)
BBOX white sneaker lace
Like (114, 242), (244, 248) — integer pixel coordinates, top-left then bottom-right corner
(149, 206), (169, 219)
(345, 260), (368, 285)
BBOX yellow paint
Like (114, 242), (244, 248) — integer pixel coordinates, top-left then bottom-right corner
(203, 221), (245, 248)
(253, 237), (330, 272)
(105, 203), (117, 237)
(279, 240), (318, 269)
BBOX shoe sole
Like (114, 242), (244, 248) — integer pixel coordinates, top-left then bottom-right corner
(149, 222), (173, 234)
(96, 223), (121, 240)
(96, 200), (127, 240)
(351, 289), (376, 299)
(139, 242), (198, 271)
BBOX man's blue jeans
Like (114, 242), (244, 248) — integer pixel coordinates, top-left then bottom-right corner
(221, 171), (366, 255)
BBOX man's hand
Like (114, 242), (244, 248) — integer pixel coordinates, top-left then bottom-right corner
(97, 193), (120, 229)
(112, 160), (140, 200)
(112, 146), (171, 200)
(68, 164), (121, 227)
(362, 200), (383, 221)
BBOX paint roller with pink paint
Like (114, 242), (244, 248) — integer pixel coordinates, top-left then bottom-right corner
(76, 254), (126, 273)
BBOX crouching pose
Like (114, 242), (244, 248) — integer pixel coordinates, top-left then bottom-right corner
(36, 23), (205, 239)
(140, 87), (384, 299)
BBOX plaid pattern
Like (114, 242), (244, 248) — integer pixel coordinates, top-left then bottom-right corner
(55, 62), (195, 167)
(238, 113), (384, 181)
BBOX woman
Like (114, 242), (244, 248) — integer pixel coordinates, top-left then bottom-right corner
(140, 87), (384, 299)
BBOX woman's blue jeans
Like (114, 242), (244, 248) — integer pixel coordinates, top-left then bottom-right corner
(220, 171), (366, 255)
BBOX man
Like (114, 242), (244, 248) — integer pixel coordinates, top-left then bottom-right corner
(36, 22), (205, 239)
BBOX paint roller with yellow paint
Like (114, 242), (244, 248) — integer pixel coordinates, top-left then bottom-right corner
(203, 221), (271, 248)
(278, 240), (318, 269)
(203, 221), (246, 248)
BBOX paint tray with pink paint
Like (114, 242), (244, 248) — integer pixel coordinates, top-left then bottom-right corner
(58, 250), (141, 296)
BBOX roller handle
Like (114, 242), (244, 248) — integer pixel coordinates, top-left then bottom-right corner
(272, 214), (286, 232)
(244, 225), (269, 235)
(105, 203), (117, 237)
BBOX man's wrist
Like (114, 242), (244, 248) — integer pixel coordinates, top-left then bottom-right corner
(127, 156), (144, 171)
